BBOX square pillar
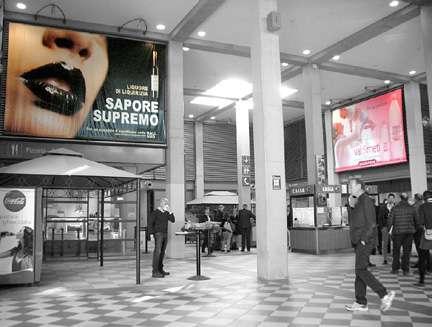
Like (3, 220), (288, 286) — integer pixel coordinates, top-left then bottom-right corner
(251, 0), (288, 280)
(404, 82), (427, 194)
(166, 41), (185, 258)
(194, 122), (205, 199)
(421, 5), (432, 118)
(324, 110), (341, 207)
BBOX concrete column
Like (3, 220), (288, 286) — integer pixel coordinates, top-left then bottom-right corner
(236, 101), (252, 208)
(421, 5), (432, 118)
(302, 65), (325, 185)
(404, 82), (427, 194)
(324, 110), (341, 207)
(251, 0), (288, 280)
(166, 41), (185, 258)
(194, 122), (205, 199)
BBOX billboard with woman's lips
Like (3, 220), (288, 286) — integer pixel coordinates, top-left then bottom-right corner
(1, 22), (166, 144)
(332, 88), (407, 173)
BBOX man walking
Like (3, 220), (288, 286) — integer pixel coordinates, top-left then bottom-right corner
(345, 178), (395, 312)
(148, 198), (175, 278)
(378, 194), (395, 264)
(238, 204), (255, 252)
(389, 193), (417, 275)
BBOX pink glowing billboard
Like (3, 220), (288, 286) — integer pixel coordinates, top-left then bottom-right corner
(332, 88), (407, 173)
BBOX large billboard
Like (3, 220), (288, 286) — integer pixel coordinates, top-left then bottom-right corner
(1, 22), (166, 144)
(0, 188), (35, 278)
(332, 88), (407, 173)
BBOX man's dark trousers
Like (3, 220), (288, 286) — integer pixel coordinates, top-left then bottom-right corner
(153, 232), (168, 273)
(241, 227), (251, 251)
(392, 233), (413, 272)
(355, 242), (387, 305)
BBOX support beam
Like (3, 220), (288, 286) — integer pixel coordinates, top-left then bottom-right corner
(309, 4), (420, 63)
(170, 0), (226, 42)
(281, 66), (303, 82)
(184, 38), (250, 57)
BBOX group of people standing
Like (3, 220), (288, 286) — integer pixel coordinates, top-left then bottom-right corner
(377, 190), (432, 286)
(200, 204), (255, 254)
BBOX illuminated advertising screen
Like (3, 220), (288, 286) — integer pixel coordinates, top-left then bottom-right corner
(1, 22), (166, 144)
(332, 88), (407, 172)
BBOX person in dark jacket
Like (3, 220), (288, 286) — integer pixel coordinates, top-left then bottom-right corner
(389, 193), (417, 275)
(147, 197), (175, 278)
(416, 190), (432, 286)
(378, 194), (395, 264)
(213, 205), (228, 250)
(238, 204), (255, 252)
(411, 193), (424, 269)
(345, 178), (395, 312)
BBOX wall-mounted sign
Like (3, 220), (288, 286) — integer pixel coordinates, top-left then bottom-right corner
(315, 154), (327, 185)
(289, 184), (314, 196)
(242, 176), (251, 186)
(316, 184), (342, 194)
(1, 22), (166, 145)
(241, 155), (251, 188)
(272, 175), (281, 190)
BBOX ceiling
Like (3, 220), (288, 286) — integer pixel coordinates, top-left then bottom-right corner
(4, 0), (428, 124)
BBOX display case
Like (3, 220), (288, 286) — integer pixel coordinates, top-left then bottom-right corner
(289, 184), (351, 254)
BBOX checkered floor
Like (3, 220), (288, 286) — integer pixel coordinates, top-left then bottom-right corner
(1, 246), (432, 327)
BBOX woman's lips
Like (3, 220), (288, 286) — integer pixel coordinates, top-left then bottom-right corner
(20, 62), (86, 116)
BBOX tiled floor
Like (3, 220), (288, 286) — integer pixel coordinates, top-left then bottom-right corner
(1, 245), (432, 327)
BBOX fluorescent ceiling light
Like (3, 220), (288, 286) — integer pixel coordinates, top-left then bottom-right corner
(204, 78), (253, 99)
(188, 114), (194, 118)
(16, 2), (26, 9)
(332, 55), (340, 61)
(182, 46), (190, 51)
(384, 80), (391, 84)
(302, 49), (311, 55)
(280, 86), (298, 98)
(281, 62), (289, 67)
(190, 96), (233, 108)
(325, 100), (332, 105)
(389, 1), (399, 7)
(197, 31), (206, 37)
(409, 70), (416, 75)
(156, 24), (166, 31)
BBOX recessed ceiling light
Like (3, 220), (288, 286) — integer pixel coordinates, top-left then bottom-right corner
(188, 114), (194, 118)
(325, 100), (331, 106)
(332, 55), (340, 61)
(182, 46), (190, 51)
(409, 70), (417, 75)
(210, 116), (216, 120)
(384, 80), (391, 84)
(302, 49), (311, 55)
(16, 2), (26, 9)
(389, 1), (399, 7)
(280, 86), (298, 99)
(197, 31), (206, 37)
(190, 97), (233, 108)
(281, 62), (289, 67)
(156, 24), (166, 31)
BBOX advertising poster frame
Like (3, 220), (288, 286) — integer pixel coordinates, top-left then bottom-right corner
(0, 21), (168, 147)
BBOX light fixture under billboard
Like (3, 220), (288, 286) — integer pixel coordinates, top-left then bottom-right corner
(332, 88), (407, 172)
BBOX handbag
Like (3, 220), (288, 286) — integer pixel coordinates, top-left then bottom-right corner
(425, 229), (432, 241)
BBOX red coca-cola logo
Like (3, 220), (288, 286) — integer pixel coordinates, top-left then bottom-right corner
(3, 190), (26, 212)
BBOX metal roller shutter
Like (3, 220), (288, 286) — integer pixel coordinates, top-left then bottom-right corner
(203, 123), (237, 183)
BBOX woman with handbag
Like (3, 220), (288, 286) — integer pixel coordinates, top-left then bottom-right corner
(416, 190), (432, 286)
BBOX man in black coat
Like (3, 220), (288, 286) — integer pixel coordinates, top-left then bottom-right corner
(148, 198), (175, 278)
(238, 204), (255, 252)
(345, 178), (395, 312)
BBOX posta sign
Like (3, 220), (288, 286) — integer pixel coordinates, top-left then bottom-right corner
(3, 190), (26, 212)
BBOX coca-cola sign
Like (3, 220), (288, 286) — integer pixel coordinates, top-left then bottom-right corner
(3, 190), (26, 212)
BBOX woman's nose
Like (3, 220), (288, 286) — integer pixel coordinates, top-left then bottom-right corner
(42, 29), (92, 60)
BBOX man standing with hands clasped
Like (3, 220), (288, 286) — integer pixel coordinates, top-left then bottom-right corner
(148, 198), (175, 278)
(345, 178), (395, 312)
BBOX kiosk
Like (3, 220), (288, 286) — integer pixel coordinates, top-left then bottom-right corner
(289, 184), (351, 254)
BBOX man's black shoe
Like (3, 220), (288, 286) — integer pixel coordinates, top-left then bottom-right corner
(161, 270), (170, 276)
(152, 272), (164, 278)
(241, 249), (245, 252)
(368, 262), (376, 268)
(383, 260), (388, 265)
